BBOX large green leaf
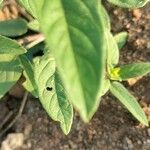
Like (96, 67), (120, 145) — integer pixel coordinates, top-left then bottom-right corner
(33, 0), (106, 121)
(0, 35), (26, 55)
(107, 0), (149, 8)
(34, 54), (73, 134)
(0, 59), (22, 99)
(110, 81), (148, 126)
(0, 18), (28, 37)
(117, 63), (150, 80)
(114, 32), (128, 50)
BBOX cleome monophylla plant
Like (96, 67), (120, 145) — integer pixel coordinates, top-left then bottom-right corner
(0, 0), (150, 134)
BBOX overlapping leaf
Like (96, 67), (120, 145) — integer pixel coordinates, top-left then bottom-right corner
(0, 18), (28, 37)
(0, 59), (22, 99)
(0, 35), (26, 99)
(34, 54), (73, 134)
(0, 35), (26, 55)
(19, 55), (38, 97)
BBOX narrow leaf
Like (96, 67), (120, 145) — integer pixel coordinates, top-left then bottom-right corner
(34, 54), (73, 134)
(0, 59), (22, 99)
(19, 55), (38, 97)
(106, 31), (119, 68)
(35, 0), (106, 121)
(107, 0), (149, 8)
(114, 32), (128, 50)
(101, 5), (111, 31)
(0, 35), (26, 55)
(118, 63), (150, 80)
(0, 18), (28, 37)
(110, 81), (148, 126)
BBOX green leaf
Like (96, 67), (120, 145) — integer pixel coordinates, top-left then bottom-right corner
(19, 55), (38, 97)
(114, 32), (128, 50)
(17, 0), (44, 18)
(34, 0), (106, 121)
(101, 5), (111, 31)
(0, 54), (17, 62)
(107, 0), (149, 8)
(117, 63), (150, 80)
(106, 32), (119, 68)
(0, 35), (26, 55)
(0, 59), (22, 99)
(34, 54), (73, 134)
(0, 18), (28, 37)
(100, 79), (110, 96)
(28, 19), (39, 32)
(110, 81), (148, 126)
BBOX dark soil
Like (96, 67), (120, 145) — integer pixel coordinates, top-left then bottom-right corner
(0, 1), (150, 150)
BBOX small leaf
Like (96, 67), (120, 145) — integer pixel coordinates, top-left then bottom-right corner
(0, 59), (22, 99)
(100, 79), (110, 96)
(114, 32), (128, 50)
(107, 0), (149, 8)
(109, 67), (121, 81)
(117, 63), (150, 80)
(0, 18), (28, 37)
(17, 0), (44, 18)
(34, 0), (106, 121)
(19, 55), (38, 97)
(106, 31), (119, 68)
(0, 35), (26, 55)
(110, 81), (148, 126)
(28, 19), (39, 32)
(34, 54), (73, 134)
(101, 5), (111, 31)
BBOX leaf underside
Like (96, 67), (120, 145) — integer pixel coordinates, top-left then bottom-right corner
(34, 54), (73, 134)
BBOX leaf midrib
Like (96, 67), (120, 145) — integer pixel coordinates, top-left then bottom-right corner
(59, 0), (89, 115)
